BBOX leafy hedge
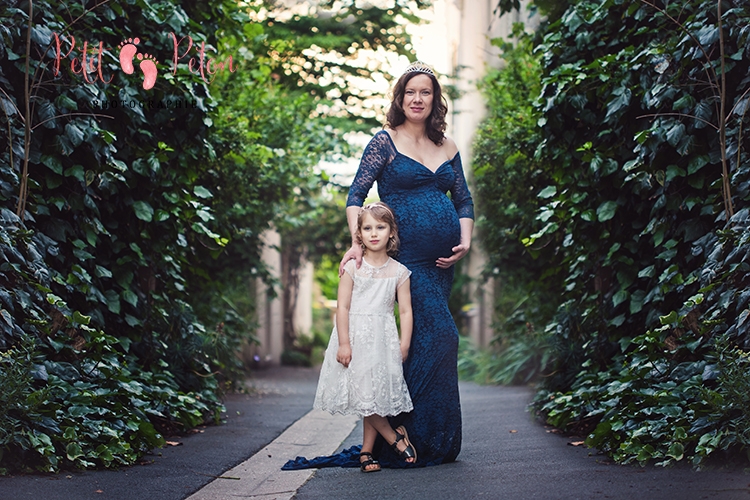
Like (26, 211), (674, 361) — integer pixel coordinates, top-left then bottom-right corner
(0, 0), (248, 472)
(474, 0), (750, 466)
(470, 24), (560, 385)
(0, 0), (423, 472)
(0, 208), (220, 470)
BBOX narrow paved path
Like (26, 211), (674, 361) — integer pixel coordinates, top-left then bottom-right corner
(0, 367), (320, 500)
(0, 367), (747, 500)
(296, 383), (748, 500)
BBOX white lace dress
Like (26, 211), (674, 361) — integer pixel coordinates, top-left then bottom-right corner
(314, 257), (413, 417)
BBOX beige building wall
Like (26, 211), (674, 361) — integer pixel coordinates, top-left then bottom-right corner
(253, 230), (314, 366)
(293, 260), (314, 338)
(254, 229), (284, 365)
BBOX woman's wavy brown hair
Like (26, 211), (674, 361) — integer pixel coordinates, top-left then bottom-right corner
(386, 71), (448, 146)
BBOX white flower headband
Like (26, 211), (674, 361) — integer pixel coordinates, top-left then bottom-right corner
(403, 61), (435, 77)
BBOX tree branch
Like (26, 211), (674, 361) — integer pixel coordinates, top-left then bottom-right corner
(31, 112), (114, 131)
(636, 112), (719, 130)
(17, 0), (33, 220)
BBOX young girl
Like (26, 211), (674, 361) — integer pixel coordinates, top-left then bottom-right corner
(313, 201), (417, 472)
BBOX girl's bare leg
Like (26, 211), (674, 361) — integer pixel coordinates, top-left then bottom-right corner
(360, 418), (380, 471)
(363, 415), (415, 463)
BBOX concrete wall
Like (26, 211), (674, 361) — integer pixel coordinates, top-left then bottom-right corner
(254, 229), (284, 365)
(253, 229), (314, 366)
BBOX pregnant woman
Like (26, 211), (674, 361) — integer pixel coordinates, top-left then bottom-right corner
(282, 60), (473, 471)
(340, 60), (474, 467)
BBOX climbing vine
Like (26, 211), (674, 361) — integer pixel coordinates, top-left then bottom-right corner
(0, 0), (422, 472)
(475, 0), (750, 465)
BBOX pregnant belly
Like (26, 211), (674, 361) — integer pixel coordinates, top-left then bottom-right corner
(387, 192), (460, 267)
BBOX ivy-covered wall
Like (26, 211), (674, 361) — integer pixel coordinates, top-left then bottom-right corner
(0, 0), (422, 473)
(474, 0), (750, 466)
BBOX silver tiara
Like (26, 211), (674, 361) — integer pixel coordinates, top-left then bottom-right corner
(403, 61), (435, 76)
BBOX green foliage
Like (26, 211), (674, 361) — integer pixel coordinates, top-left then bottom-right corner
(474, 23), (562, 302)
(458, 330), (553, 386)
(471, 25), (560, 384)
(476, 0), (750, 466)
(537, 325), (750, 467)
(0, 0), (422, 472)
(315, 255), (342, 302)
(2, 0), (426, 471)
(249, 1), (426, 132)
(0, 217), (219, 472)
(532, 0), (750, 388)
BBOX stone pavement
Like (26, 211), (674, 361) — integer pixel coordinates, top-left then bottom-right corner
(0, 366), (748, 500)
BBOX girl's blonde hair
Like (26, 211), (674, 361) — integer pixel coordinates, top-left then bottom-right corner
(356, 202), (400, 257)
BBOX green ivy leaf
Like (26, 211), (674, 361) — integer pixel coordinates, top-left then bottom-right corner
(55, 94), (78, 111)
(122, 290), (138, 307)
(612, 289), (629, 307)
(538, 186), (556, 199)
(133, 201), (154, 222)
(659, 310), (679, 325)
(192, 222), (220, 239)
(65, 123), (85, 148)
(666, 122), (685, 147)
(687, 155), (709, 175)
(638, 265), (654, 278)
(72, 311), (91, 326)
(64, 164), (84, 181)
(665, 164), (686, 182)
(66, 443), (84, 461)
(42, 155), (63, 175)
(193, 186), (213, 198)
(596, 201), (617, 222)
(38, 101), (56, 124)
(105, 290), (121, 314)
(95, 265), (112, 278)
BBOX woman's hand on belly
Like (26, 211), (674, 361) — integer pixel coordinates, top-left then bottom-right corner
(436, 242), (470, 269)
(435, 218), (473, 269)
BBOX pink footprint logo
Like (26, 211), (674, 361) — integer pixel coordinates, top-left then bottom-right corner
(117, 38), (140, 75)
(136, 53), (158, 90)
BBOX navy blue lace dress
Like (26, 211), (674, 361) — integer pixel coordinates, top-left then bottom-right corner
(282, 130), (473, 470)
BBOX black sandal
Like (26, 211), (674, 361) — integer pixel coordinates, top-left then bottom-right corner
(359, 451), (381, 472)
(392, 426), (417, 464)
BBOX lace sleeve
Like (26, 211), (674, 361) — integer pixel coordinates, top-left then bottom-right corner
(346, 131), (395, 207)
(396, 262), (412, 289)
(450, 153), (475, 219)
(343, 259), (356, 280)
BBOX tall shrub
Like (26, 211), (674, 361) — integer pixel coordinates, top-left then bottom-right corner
(472, 25), (560, 383)
(530, 0), (750, 465)
(477, 0), (750, 465)
(0, 0), (425, 472)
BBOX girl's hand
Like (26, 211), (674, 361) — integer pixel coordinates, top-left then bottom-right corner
(336, 345), (352, 367)
(436, 242), (470, 269)
(400, 343), (410, 362)
(339, 244), (363, 276)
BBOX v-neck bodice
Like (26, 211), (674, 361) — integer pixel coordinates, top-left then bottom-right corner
(381, 130), (457, 174)
(346, 130), (474, 268)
